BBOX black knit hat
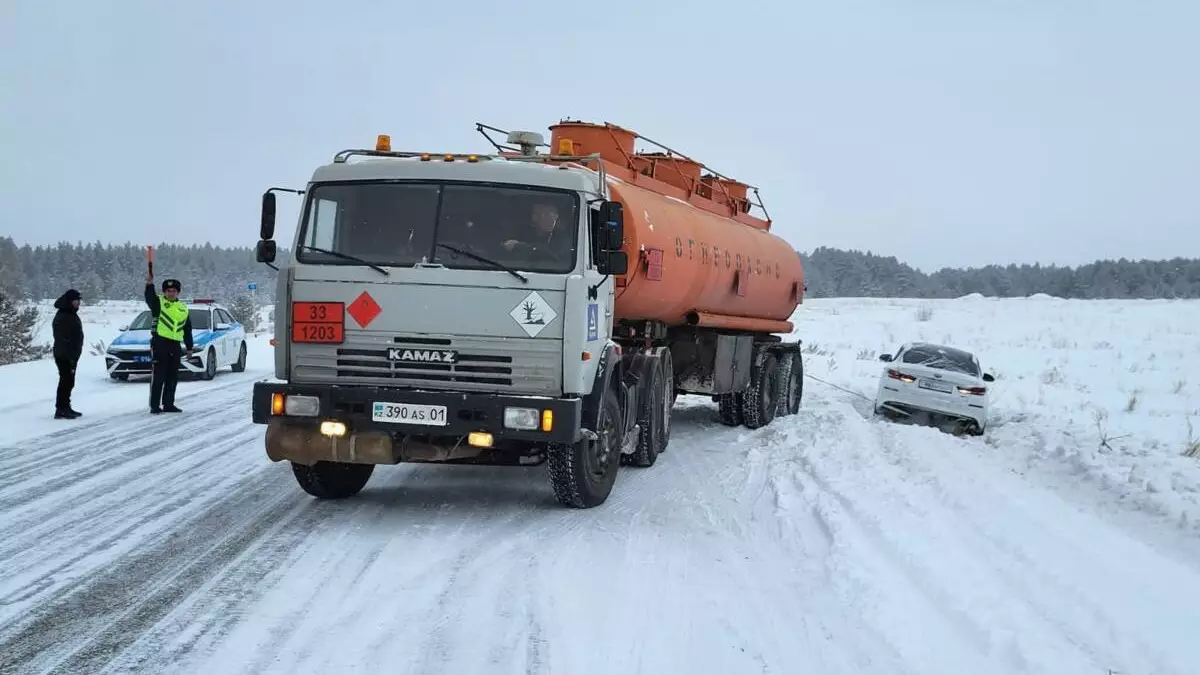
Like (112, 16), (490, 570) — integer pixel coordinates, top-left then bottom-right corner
(162, 279), (181, 292)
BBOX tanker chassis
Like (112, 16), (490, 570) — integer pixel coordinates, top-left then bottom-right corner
(250, 120), (806, 508)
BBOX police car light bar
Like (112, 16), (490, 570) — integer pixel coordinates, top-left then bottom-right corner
(192, 298), (215, 304)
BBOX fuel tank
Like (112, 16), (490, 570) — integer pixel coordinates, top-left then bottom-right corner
(609, 176), (805, 330)
(543, 120), (804, 332)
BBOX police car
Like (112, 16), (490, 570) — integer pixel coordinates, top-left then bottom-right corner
(105, 299), (248, 381)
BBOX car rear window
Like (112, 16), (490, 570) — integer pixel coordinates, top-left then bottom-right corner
(900, 345), (979, 376)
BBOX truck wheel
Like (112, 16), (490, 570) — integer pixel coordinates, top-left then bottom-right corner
(658, 347), (675, 449)
(717, 392), (744, 427)
(548, 386), (621, 508)
(625, 357), (665, 467)
(291, 461), (374, 499)
(775, 352), (804, 417)
(742, 352), (781, 430)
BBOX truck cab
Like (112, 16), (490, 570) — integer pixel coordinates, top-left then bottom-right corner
(251, 134), (636, 507)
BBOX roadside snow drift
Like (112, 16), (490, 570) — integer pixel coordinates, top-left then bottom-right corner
(1, 296), (1198, 675)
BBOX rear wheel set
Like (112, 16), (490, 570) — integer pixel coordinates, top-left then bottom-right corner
(718, 347), (804, 430)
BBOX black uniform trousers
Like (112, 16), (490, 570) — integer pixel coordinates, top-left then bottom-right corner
(150, 334), (183, 409)
(55, 357), (77, 411)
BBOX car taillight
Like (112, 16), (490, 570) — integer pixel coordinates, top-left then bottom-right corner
(957, 386), (987, 396)
(887, 369), (915, 383)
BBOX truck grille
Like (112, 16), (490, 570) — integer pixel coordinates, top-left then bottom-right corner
(291, 333), (561, 395)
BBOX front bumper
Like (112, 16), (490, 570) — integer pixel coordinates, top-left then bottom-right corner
(105, 349), (208, 376)
(251, 381), (583, 445)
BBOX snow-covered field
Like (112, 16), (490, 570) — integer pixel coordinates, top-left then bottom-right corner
(1, 296), (1198, 675)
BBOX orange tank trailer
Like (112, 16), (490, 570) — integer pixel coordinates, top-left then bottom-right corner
(547, 120), (805, 334)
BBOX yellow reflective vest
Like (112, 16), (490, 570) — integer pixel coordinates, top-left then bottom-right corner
(155, 298), (190, 342)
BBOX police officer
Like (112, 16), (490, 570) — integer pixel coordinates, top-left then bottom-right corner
(144, 271), (194, 414)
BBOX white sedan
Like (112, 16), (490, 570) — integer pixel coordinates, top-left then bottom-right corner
(105, 299), (248, 381)
(873, 341), (995, 435)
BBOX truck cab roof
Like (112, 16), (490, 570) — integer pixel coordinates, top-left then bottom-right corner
(309, 156), (602, 195)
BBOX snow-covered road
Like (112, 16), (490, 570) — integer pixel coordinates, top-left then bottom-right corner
(2, 378), (1198, 675)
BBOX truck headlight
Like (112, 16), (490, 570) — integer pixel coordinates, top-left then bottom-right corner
(503, 407), (540, 430)
(284, 395), (320, 417)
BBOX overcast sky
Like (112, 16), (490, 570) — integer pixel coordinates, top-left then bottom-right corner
(1, 0), (1196, 271)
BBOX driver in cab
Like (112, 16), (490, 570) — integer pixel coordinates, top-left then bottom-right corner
(501, 202), (565, 259)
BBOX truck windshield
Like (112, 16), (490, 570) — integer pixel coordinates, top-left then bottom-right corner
(296, 182), (579, 274)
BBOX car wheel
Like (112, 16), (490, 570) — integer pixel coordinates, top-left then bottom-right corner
(231, 341), (247, 372)
(203, 347), (217, 380)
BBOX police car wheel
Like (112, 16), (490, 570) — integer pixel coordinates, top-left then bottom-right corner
(231, 342), (247, 373)
(202, 348), (217, 380)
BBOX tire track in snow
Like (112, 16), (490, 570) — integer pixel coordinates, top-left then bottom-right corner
(0, 393), (273, 621)
(0, 465), (304, 675)
(866, 418), (1199, 674)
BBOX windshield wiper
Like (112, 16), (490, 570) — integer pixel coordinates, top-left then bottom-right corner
(298, 245), (390, 276)
(435, 243), (528, 283)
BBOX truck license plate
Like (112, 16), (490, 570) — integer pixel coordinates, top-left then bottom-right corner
(371, 402), (448, 426)
(919, 379), (953, 393)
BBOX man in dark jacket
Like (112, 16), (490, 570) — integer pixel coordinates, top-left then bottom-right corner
(51, 288), (84, 419)
(145, 273), (194, 413)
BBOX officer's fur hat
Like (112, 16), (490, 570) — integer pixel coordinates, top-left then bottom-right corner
(162, 279), (182, 292)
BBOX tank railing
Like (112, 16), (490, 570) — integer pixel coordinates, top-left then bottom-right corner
(750, 187), (771, 223)
(601, 122), (770, 224)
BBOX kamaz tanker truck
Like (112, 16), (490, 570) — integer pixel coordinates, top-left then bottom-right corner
(250, 120), (806, 508)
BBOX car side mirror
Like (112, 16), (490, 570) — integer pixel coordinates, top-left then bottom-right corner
(118, 325), (129, 331)
(216, 323), (232, 331)
(982, 373), (995, 382)
(879, 354), (893, 362)
(261, 191), (277, 240)
(256, 239), (277, 263)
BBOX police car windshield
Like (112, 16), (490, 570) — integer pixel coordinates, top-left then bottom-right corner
(296, 182), (579, 274)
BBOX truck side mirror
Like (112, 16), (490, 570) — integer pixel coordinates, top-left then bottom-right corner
(598, 200), (624, 250)
(256, 239), (277, 263)
(260, 192), (277, 240)
(596, 250), (628, 275)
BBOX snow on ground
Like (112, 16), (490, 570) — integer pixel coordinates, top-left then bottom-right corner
(1, 300), (275, 444)
(0, 296), (1198, 675)
(790, 297), (1200, 555)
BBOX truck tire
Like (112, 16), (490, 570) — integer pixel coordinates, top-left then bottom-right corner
(658, 347), (675, 450)
(717, 392), (744, 427)
(775, 351), (803, 417)
(291, 460), (374, 499)
(548, 385), (621, 508)
(625, 356), (666, 467)
(742, 352), (781, 430)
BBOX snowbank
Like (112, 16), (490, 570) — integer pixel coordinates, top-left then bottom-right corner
(788, 297), (1200, 545)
